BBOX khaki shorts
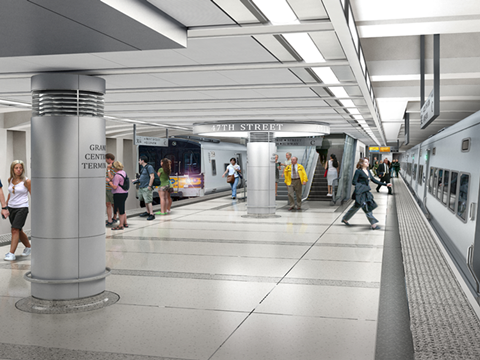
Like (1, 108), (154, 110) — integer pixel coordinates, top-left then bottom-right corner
(106, 189), (114, 204)
(138, 187), (153, 204)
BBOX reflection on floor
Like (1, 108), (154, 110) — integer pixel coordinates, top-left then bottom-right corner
(0, 193), (389, 360)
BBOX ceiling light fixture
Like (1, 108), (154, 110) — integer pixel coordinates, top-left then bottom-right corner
(251, 0), (299, 25)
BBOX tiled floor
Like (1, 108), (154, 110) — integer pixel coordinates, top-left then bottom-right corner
(0, 192), (389, 360)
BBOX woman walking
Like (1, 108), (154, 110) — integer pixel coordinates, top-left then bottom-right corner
(4, 160), (32, 261)
(324, 154), (339, 197)
(166, 159), (173, 214)
(222, 158), (241, 199)
(341, 157), (391, 230)
(157, 158), (171, 215)
(107, 161), (129, 230)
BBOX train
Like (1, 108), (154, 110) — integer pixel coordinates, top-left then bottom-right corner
(138, 137), (247, 201)
(400, 110), (480, 296)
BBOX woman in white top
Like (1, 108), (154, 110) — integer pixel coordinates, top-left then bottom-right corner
(222, 158), (241, 199)
(324, 154), (339, 197)
(5, 160), (32, 261)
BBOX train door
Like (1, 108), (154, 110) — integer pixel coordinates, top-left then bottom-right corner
(471, 181), (480, 295)
(235, 152), (244, 187)
(423, 148), (431, 209)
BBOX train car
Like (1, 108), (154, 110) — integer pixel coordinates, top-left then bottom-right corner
(138, 137), (247, 199)
(400, 111), (480, 296)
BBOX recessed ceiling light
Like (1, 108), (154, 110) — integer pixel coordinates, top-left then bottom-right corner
(251, 0), (299, 25)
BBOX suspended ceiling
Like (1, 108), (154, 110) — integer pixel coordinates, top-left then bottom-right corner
(0, 0), (479, 149)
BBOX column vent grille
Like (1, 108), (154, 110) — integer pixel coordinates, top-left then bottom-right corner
(249, 132), (274, 143)
(32, 90), (104, 117)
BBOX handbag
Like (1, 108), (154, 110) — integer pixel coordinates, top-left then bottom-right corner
(227, 174), (235, 183)
(324, 169), (328, 177)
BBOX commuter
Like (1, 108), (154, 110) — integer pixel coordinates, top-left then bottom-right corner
(134, 156), (155, 220)
(394, 160), (401, 178)
(284, 156), (308, 210)
(341, 157), (392, 230)
(373, 159), (379, 177)
(274, 154), (282, 196)
(222, 158), (241, 199)
(284, 152), (292, 167)
(4, 160), (32, 261)
(389, 160), (394, 177)
(1, 179), (9, 220)
(166, 159), (173, 214)
(156, 158), (171, 215)
(376, 158), (393, 195)
(107, 161), (128, 230)
(105, 153), (118, 226)
(324, 154), (339, 197)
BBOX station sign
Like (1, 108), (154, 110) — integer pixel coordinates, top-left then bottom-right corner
(369, 147), (379, 152)
(134, 136), (168, 147)
(380, 147), (391, 152)
(275, 137), (319, 147)
(420, 89), (439, 129)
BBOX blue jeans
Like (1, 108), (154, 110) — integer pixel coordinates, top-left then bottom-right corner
(230, 177), (239, 197)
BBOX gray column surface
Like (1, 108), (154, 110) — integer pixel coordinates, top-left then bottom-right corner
(30, 74), (107, 300)
(247, 141), (277, 215)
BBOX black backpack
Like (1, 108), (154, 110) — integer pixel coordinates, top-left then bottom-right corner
(117, 173), (130, 191)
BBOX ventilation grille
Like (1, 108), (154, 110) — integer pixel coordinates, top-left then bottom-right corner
(249, 132), (275, 143)
(32, 90), (104, 117)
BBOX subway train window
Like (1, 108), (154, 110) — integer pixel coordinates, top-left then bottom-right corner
(419, 165), (424, 185)
(184, 150), (201, 174)
(413, 164), (417, 181)
(442, 170), (450, 205)
(449, 172), (458, 212)
(433, 147), (436, 155)
(457, 174), (470, 221)
(407, 163), (412, 175)
(437, 169), (444, 200)
(433, 168), (439, 195)
(461, 138), (470, 152)
(429, 168), (434, 194)
(211, 159), (217, 176)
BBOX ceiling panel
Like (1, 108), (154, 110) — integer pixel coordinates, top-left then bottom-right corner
(253, 35), (297, 62)
(93, 49), (196, 67)
(153, 71), (238, 87)
(310, 31), (346, 60)
(287, 0), (328, 20)
(147, 0), (235, 26)
(213, 0), (260, 24)
(103, 74), (177, 88)
(218, 68), (302, 84)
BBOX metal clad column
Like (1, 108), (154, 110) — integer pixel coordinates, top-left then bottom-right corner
(30, 74), (106, 300)
(247, 132), (276, 215)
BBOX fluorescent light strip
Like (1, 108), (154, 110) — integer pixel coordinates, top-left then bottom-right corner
(251, 0), (299, 25)
(0, 99), (31, 108)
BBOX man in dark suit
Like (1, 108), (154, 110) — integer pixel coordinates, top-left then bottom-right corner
(376, 158), (392, 195)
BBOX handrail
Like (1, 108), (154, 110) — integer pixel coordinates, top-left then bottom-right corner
(467, 245), (480, 294)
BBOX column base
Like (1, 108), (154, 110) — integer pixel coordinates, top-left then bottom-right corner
(15, 291), (119, 314)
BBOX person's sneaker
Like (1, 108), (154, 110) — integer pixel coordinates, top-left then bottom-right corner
(288, 206), (295, 211)
(139, 212), (149, 217)
(22, 247), (31, 257)
(327, 193), (332, 197)
(147, 214), (155, 221)
(4, 252), (15, 261)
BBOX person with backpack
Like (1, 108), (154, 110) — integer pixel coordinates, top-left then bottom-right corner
(134, 156), (156, 221)
(324, 154), (339, 197)
(107, 161), (129, 230)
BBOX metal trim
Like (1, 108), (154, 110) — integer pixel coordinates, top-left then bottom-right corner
(24, 267), (111, 284)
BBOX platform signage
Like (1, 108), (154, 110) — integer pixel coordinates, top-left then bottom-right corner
(369, 147), (379, 152)
(275, 137), (319, 146)
(134, 136), (168, 147)
(380, 147), (391, 152)
(420, 89), (439, 129)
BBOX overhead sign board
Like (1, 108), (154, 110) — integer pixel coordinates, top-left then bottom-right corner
(135, 136), (168, 147)
(369, 147), (379, 152)
(420, 89), (439, 129)
(380, 147), (391, 152)
(275, 137), (320, 147)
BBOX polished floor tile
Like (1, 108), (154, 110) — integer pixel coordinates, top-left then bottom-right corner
(303, 246), (383, 262)
(210, 313), (377, 360)
(255, 283), (380, 320)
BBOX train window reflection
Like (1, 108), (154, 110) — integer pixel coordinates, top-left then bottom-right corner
(413, 164), (417, 181)
(433, 168), (438, 195)
(442, 171), (449, 205)
(419, 165), (424, 185)
(211, 159), (217, 176)
(184, 151), (201, 174)
(437, 169), (443, 200)
(449, 172), (458, 212)
(457, 174), (469, 221)
(429, 168), (434, 194)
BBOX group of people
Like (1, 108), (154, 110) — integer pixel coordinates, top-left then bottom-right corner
(371, 157), (400, 178)
(105, 154), (173, 229)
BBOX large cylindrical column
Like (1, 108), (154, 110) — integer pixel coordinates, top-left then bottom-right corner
(247, 132), (276, 215)
(30, 74), (107, 300)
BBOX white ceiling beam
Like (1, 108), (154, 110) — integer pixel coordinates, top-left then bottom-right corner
(188, 21), (334, 38)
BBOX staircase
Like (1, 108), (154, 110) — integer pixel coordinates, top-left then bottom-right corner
(308, 161), (331, 201)
(277, 180), (288, 201)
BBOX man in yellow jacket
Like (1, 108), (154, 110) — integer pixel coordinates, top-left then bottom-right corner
(284, 156), (308, 210)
